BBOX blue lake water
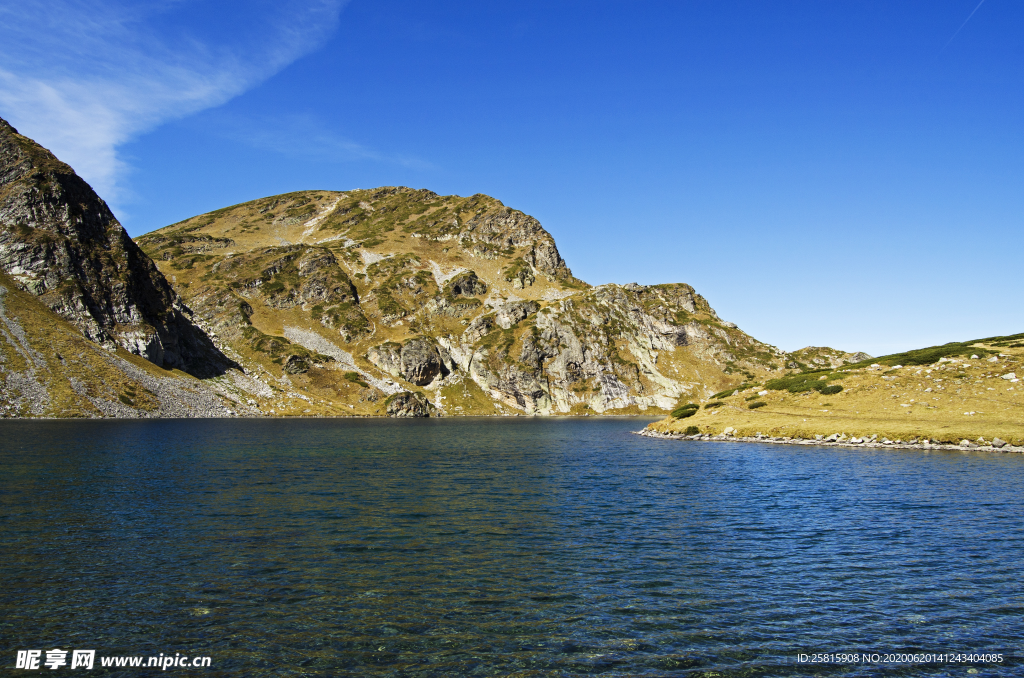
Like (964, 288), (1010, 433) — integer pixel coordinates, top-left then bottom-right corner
(1, 418), (1022, 676)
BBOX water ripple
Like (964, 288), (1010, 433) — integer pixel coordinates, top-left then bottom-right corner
(1, 418), (1022, 676)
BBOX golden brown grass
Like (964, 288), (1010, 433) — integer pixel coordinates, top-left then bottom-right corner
(651, 344), (1024, 445)
(0, 272), (185, 416)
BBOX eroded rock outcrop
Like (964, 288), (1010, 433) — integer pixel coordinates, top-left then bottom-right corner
(385, 391), (434, 417)
(445, 270), (487, 297)
(367, 338), (446, 386)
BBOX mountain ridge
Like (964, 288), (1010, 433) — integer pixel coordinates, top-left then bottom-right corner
(1, 121), (874, 418)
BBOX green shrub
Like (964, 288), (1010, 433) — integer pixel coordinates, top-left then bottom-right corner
(745, 394), (762, 401)
(710, 383), (758, 400)
(344, 371), (369, 388)
(748, 401), (766, 409)
(819, 384), (843, 395)
(671, 403), (699, 418)
(683, 426), (700, 435)
(765, 371), (843, 393)
(263, 281), (285, 295)
(843, 338), (1004, 368)
(704, 401), (725, 409)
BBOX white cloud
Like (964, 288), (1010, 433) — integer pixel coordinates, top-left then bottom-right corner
(0, 0), (346, 204)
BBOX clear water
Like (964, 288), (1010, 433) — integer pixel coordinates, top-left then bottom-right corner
(1, 418), (1022, 677)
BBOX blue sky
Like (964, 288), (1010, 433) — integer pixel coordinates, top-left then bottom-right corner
(1, 1), (1021, 356)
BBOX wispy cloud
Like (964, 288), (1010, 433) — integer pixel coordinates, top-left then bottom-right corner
(0, 0), (347, 204)
(207, 112), (438, 172)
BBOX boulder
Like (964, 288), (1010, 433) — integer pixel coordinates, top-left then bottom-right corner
(386, 391), (434, 417)
(445, 270), (487, 297)
(400, 338), (443, 386)
(367, 343), (403, 378)
(368, 339), (446, 386)
(463, 314), (496, 343)
(283, 355), (309, 374)
(992, 438), (1007, 448)
(495, 301), (539, 329)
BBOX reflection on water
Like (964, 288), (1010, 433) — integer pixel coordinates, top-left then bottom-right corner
(1, 418), (1021, 676)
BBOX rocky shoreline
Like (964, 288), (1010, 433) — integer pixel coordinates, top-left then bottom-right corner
(635, 428), (1024, 454)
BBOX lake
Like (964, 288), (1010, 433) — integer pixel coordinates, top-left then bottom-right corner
(1, 418), (1021, 676)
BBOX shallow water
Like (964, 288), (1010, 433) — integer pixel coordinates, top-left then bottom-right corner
(1, 418), (1022, 676)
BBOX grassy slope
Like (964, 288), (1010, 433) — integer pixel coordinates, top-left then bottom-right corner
(136, 188), (786, 416)
(650, 336), (1024, 445)
(0, 271), (171, 416)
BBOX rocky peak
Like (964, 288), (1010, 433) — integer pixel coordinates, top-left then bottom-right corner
(0, 117), (235, 376)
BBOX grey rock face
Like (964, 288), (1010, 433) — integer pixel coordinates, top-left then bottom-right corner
(386, 391), (434, 417)
(400, 338), (442, 386)
(463, 315), (496, 344)
(461, 206), (571, 279)
(445, 270), (487, 296)
(0, 117), (235, 377)
(367, 338), (445, 386)
(495, 301), (538, 330)
(367, 343), (403, 378)
(297, 248), (359, 305)
(508, 268), (535, 289)
(522, 239), (566, 279)
(424, 281), (763, 415)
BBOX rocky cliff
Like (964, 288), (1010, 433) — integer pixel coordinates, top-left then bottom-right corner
(135, 187), (799, 417)
(0, 117), (234, 377)
(0, 270), (258, 418)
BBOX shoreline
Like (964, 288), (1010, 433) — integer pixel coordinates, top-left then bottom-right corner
(635, 428), (1024, 454)
(0, 413), (664, 422)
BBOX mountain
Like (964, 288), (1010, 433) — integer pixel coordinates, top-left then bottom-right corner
(1, 119), (867, 419)
(133, 187), (799, 416)
(0, 117), (234, 377)
(646, 334), (1024, 446)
